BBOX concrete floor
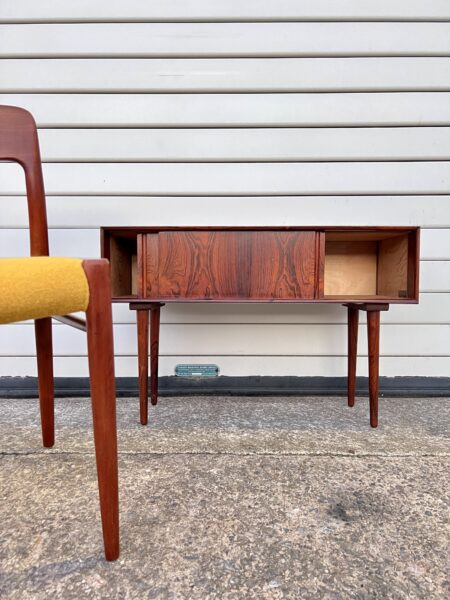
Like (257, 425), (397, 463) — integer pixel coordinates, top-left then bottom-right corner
(0, 396), (449, 599)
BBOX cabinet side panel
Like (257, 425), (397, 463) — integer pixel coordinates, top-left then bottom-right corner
(408, 229), (420, 300)
(378, 234), (409, 297)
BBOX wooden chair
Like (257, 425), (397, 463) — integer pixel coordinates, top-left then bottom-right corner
(0, 105), (119, 561)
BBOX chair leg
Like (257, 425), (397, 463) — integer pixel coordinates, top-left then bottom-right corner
(347, 306), (359, 408)
(150, 306), (161, 407)
(367, 310), (381, 428)
(35, 317), (54, 448)
(84, 260), (119, 561)
(137, 309), (150, 424)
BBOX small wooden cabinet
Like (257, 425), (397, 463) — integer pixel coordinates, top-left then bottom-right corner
(101, 226), (420, 427)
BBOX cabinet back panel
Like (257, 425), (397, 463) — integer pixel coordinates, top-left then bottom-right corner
(324, 241), (378, 296)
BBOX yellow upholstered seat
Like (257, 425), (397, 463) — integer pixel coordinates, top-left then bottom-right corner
(0, 257), (89, 324)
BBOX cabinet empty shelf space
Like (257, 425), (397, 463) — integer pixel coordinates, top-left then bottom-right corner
(102, 231), (138, 298)
(323, 230), (418, 300)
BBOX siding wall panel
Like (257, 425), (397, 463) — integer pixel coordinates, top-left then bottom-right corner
(1, 162), (450, 195)
(2, 1), (450, 23)
(0, 3), (448, 380)
(3, 23), (450, 58)
(2, 196), (450, 228)
(1, 323), (449, 358)
(3, 93), (450, 127)
(2, 58), (450, 92)
(24, 128), (450, 162)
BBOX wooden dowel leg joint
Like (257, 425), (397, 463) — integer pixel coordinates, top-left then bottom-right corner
(134, 303), (163, 424)
(347, 306), (359, 408)
(367, 310), (381, 429)
(150, 306), (161, 406)
(344, 303), (386, 428)
(136, 309), (149, 425)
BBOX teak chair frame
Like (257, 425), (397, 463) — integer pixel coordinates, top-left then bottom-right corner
(0, 105), (119, 561)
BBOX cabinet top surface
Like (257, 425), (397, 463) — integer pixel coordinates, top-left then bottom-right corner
(102, 225), (419, 233)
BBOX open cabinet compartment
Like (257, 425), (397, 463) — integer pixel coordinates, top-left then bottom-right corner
(101, 230), (138, 298)
(322, 229), (419, 301)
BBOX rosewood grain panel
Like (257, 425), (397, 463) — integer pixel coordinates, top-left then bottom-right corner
(247, 231), (316, 299)
(143, 233), (159, 297)
(156, 230), (316, 300)
(158, 231), (243, 299)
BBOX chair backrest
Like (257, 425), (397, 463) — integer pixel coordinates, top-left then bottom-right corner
(0, 105), (49, 256)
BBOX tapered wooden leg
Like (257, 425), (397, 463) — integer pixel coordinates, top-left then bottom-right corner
(347, 306), (359, 408)
(84, 260), (119, 561)
(35, 317), (54, 448)
(137, 309), (149, 425)
(150, 306), (161, 406)
(367, 310), (381, 428)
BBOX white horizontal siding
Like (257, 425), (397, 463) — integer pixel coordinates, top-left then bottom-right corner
(0, 4), (449, 381)
(2, 58), (450, 92)
(2, 323), (449, 358)
(27, 128), (450, 162)
(2, 162), (450, 195)
(3, 93), (450, 127)
(420, 262), (450, 292)
(1, 1), (449, 23)
(3, 23), (450, 57)
(2, 196), (450, 228)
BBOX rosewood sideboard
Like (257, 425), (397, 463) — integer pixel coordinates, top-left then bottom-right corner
(101, 226), (420, 428)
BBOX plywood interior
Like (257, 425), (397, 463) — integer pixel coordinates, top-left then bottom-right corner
(324, 232), (412, 298)
(109, 235), (137, 297)
(324, 241), (378, 296)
